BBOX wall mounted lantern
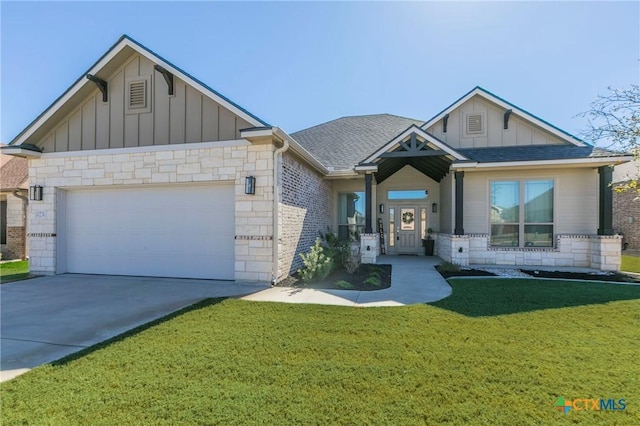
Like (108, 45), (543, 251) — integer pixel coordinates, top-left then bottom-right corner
(432, 203), (438, 213)
(245, 176), (256, 195)
(30, 185), (43, 201)
(379, 203), (384, 214)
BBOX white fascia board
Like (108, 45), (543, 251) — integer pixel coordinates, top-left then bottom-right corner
(362, 126), (467, 164)
(450, 156), (634, 170)
(354, 165), (378, 172)
(12, 38), (131, 146)
(1, 147), (42, 159)
(422, 88), (586, 147)
(129, 40), (264, 128)
(272, 127), (329, 175)
(240, 128), (274, 138)
(14, 38), (264, 147)
(325, 171), (361, 179)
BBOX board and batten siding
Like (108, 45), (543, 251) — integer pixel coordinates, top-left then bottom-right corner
(426, 95), (565, 149)
(462, 168), (598, 235)
(37, 53), (252, 153)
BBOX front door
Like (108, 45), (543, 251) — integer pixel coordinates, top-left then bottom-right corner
(388, 205), (422, 254)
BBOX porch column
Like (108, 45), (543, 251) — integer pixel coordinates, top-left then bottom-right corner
(454, 171), (464, 235)
(365, 173), (373, 234)
(598, 165), (613, 235)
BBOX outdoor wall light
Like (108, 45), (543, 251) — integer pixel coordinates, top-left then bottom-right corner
(245, 176), (256, 195)
(432, 203), (438, 213)
(379, 203), (384, 214)
(30, 185), (43, 201)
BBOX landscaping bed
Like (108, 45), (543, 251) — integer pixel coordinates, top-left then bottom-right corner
(276, 264), (392, 291)
(435, 266), (496, 279)
(521, 269), (640, 283)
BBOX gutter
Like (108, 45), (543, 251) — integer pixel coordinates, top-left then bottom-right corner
(450, 156), (634, 170)
(272, 130), (289, 284)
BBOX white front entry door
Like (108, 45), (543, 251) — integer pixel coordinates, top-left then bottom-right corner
(61, 184), (235, 280)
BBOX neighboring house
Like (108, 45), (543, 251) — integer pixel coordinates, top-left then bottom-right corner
(0, 144), (28, 260)
(613, 159), (640, 250)
(3, 35), (631, 281)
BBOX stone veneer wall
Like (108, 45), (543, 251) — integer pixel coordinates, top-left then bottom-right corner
(437, 233), (622, 271)
(612, 187), (640, 250)
(278, 152), (332, 279)
(28, 141), (275, 282)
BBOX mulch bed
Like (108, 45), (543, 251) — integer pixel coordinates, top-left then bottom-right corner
(435, 266), (497, 279)
(520, 270), (640, 283)
(276, 264), (392, 291)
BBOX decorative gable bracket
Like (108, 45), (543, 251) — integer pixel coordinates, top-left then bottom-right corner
(86, 74), (108, 102)
(504, 109), (512, 130)
(379, 133), (445, 158)
(154, 65), (174, 96)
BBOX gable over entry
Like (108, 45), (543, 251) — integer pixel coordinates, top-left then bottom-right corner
(357, 125), (468, 183)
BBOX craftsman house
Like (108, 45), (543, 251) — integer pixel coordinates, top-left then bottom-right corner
(4, 35), (630, 282)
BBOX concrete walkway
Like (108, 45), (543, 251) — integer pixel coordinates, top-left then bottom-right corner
(241, 255), (451, 307)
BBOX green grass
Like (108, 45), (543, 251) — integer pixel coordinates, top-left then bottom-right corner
(621, 254), (640, 273)
(0, 260), (30, 283)
(2, 280), (639, 425)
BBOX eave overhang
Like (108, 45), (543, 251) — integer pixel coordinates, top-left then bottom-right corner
(450, 155), (634, 172)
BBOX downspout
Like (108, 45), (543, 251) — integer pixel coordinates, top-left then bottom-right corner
(272, 137), (289, 285)
(12, 189), (28, 260)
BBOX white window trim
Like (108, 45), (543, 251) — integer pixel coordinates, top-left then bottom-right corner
(489, 178), (556, 248)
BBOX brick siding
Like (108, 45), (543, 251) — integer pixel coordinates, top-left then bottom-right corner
(613, 186), (640, 249)
(278, 152), (332, 279)
(2, 226), (25, 260)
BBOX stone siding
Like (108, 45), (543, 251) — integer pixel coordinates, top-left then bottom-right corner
(28, 141), (275, 282)
(279, 152), (332, 279)
(437, 233), (622, 271)
(613, 187), (640, 250)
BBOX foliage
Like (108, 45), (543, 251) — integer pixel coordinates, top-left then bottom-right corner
(437, 261), (461, 273)
(320, 229), (349, 271)
(578, 85), (640, 151)
(334, 280), (354, 289)
(343, 245), (361, 274)
(298, 238), (333, 282)
(364, 272), (382, 287)
(2, 288), (639, 425)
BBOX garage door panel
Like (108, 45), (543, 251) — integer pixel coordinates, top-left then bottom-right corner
(64, 185), (235, 279)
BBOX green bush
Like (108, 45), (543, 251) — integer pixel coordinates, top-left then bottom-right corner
(298, 238), (334, 282)
(364, 273), (382, 287)
(438, 261), (461, 273)
(334, 280), (354, 289)
(320, 229), (349, 270)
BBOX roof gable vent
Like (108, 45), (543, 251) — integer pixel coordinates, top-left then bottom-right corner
(466, 113), (484, 134)
(126, 76), (151, 114)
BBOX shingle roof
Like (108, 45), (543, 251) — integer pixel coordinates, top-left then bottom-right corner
(457, 145), (625, 163)
(0, 155), (28, 190)
(291, 114), (424, 170)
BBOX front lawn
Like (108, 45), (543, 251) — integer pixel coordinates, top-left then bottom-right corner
(2, 280), (639, 424)
(0, 260), (29, 283)
(621, 254), (640, 273)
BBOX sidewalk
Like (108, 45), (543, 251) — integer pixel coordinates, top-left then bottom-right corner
(241, 255), (451, 307)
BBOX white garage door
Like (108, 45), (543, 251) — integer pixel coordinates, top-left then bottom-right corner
(63, 184), (235, 280)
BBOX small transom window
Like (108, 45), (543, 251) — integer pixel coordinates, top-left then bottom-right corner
(388, 190), (428, 200)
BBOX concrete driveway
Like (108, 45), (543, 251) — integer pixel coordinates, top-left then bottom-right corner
(1, 274), (266, 382)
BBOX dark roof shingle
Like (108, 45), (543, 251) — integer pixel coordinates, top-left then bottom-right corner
(291, 114), (424, 170)
(457, 145), (624, 163)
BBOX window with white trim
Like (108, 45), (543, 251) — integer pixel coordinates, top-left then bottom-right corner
(490, 180), (554, 247)
(338, 192), (365, 241)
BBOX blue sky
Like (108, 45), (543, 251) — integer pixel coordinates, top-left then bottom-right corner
(1, 1), (638, 143)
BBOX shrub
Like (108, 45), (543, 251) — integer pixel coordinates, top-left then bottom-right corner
(320, 229), (349, 270)
(438, 261), (461, 273)
(343, 244), (361, 274)
(334, 280), (354, 289)
(298, 238), (334, 282)
(365, 273), (382, 287)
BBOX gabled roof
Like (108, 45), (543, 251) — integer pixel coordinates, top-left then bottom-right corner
(420, 86), (586, 147)
(10, 35), (268, 146)
(0, 146), (28, 190)
(291, 114), (424, 171)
